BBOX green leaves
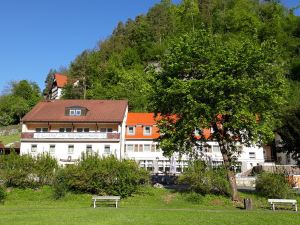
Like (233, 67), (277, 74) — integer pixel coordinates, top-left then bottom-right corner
(152, 29), (287, 155)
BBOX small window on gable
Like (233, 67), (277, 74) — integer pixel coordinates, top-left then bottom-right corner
(66, 106), (86, 116)
(127, 126), (135, 135)
(75, 109), (81, 116)
(70, 109), (76, 116)
(144, 126), (151, 135)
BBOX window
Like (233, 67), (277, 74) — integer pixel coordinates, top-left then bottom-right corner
(100, 128), (113, 133)
(75, 109), (81, 116)
(134, 144), (139, 152)
(249, 152), (256, 159)
(126, 144), (133, 152)
(77, 128), (89, 132)
(59, 128), (72, 132)
(212, 146), (220, 153)
(69, 109), (76, 116)
(69, 109), (81, 116)
(139, 144), (143, 152)
(35, 128), (48, 133)
(31, 144), (37, 153)
(127, 126), (135, 135)
(151, 144), (156, 152)
(68, 145), (74, 154)
(86, 145), (92, 154)
(104, 145), (110, 154)
(144, 126), (151, 135)
(144, 144), (151, 152)
(49, 145), (55, 154)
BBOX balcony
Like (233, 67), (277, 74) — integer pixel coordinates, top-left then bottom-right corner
(21, 132), (120, 140)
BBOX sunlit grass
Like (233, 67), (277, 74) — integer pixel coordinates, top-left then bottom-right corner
(0, 186), (299, 225)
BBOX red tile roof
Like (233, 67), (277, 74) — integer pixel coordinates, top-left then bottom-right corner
(126, 113), (157, 126)
(54, 73), (68, 88)
(22, 100), (128, 123)
(126, 113), (212, 140)
(126, 113), (160, 139)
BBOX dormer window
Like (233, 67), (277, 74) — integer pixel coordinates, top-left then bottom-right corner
(144, 126), (152, 135)
(127, 126), (135, 135)
(66, 106), (87, 116)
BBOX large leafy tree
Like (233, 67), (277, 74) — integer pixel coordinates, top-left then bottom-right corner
(151, 30), (287, 200)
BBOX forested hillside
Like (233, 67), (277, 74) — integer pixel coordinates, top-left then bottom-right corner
(47, 0), (300, 112)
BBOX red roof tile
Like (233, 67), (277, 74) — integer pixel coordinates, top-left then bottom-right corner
(22, 100), (128, 123)
(126, 113), (160, 139)
(54, 73), (68, 88)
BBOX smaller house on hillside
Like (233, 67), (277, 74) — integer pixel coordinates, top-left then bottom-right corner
(46, 73), (69, 100)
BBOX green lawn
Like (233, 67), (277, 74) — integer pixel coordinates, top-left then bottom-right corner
(0, 186), (299, 225)
(0, 133), (20, 145)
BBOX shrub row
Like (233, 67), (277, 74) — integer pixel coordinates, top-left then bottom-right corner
(178, 160), (231, 196)
(256, 172), (293, 198)
(0, 152), (149, 199)
(0, 152), (58, 188)
(54, 154), (149, 198)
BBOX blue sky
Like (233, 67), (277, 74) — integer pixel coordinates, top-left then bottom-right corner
(0, 0), (299, 93)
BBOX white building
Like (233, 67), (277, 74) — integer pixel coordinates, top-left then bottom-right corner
(124, 113), (264, 173)
(20, 100), (128, 165)
(20, 100), (264, 172)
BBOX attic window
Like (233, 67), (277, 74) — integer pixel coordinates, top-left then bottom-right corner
(66, 106), (87, 116)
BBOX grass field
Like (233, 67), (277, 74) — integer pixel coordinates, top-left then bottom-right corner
(0, 133), (20, 145)
(0, 186), (299, 225)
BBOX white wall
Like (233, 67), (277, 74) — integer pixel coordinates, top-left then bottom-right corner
(20, 142), (120, 165)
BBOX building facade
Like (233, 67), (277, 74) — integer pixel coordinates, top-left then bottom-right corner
(20, 100), (264, 172)
(20, 100), (128, 164)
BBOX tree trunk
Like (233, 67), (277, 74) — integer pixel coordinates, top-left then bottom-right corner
(227, 168), (239, 201)
(219, 141), (240, 201)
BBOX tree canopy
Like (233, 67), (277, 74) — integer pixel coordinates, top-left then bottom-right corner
(0, 80), (41, 126)
(150, 30), (287, 200)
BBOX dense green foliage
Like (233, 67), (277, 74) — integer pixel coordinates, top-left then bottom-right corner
(277, 106), (300, 164)
(151, 28), (287, 200)
(0, 80), (42, 126)
(59, 0), (300, 112)
(256, 172), (293, 199)
(54, 155), (149, 198)
(0, 185), (6, 203)
(179, 160), (230, 196)
(0, 152), (58, 188)
(0, 153), (148, 198)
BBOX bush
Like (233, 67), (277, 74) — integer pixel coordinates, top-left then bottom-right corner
(0, 152), (58, 188)
(0, 185), (6, 203)
(184, 192), (204, 204)
(56, 154), (149, 198)
(179, 160), (230, 196)
(256, 172), (292, 198)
